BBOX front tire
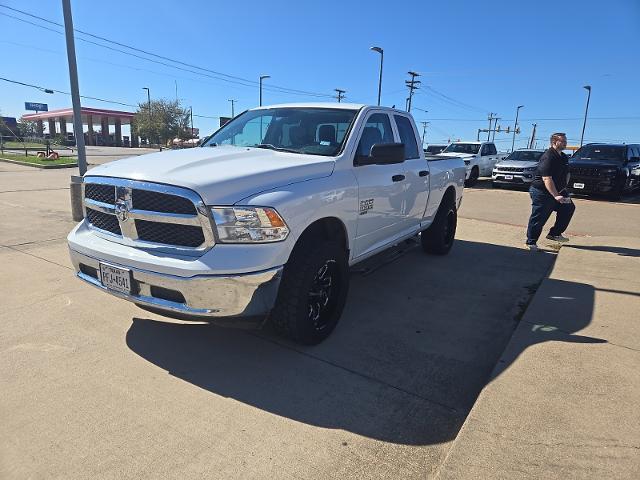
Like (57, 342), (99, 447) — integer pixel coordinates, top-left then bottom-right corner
(465, 166), (479, 187)
(421, 197), (457, 255)
(271, 240), (349, 345)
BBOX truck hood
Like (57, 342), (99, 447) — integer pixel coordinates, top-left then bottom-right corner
(495, 160), (539, 169)
(569, 161), (622, 170)
(86, 145), (335, 204)
(438, 152), (476, 159)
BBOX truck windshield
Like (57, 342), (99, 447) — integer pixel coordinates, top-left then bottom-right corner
(202, 107), (357, 157)
(505, 150), (544, 162)
(571, 145), (625, 163)
(443, 143), (480, 154)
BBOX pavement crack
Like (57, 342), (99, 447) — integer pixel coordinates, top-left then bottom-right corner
(246, 331), (460, 414)
(5, 246), (73, 271)
(4, 237), (67, 247)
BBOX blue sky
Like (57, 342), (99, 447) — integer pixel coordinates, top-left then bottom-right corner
(1, 0), (639, 148)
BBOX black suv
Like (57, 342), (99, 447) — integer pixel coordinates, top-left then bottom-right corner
(568, 144), (640, 200)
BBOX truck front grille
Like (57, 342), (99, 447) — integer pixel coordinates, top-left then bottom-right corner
(132, 190), (196, 215)
(85, 184), (115, 205)
(86, 208), (122, 235)
(82, 178), (215, 254)
(135, 220), (205, 247)
(496, 166), (524, 173)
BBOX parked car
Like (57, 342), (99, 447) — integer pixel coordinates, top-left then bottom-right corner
(439, 141), (508, 186)
(568, 143), (640, 200)
(68, 103), (465, 344)
(492, 149), (545, 188)
(424, 144), (448, 155)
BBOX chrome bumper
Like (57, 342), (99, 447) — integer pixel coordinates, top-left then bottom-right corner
(69, 248), (283, 319)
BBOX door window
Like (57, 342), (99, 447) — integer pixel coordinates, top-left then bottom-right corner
(356, 113), (394, 159)
(486, 143), (497, 155)
(394, 115), (420, 159)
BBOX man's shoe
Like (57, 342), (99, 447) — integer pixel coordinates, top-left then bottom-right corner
(546, 234), (569, 242)
(526, 243), (539, 251)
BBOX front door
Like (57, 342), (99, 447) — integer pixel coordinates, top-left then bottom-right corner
(352, 112), (407, 259)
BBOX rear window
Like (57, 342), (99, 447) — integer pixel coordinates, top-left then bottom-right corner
(394, 115), (420, 159)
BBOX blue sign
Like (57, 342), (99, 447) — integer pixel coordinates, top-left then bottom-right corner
(25, 102), (48, 112)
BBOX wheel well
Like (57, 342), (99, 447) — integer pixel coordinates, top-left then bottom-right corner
(443, 186), (456, 208)
(294, 218), (349, 253)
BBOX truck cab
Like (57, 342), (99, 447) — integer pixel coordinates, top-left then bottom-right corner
(439, 141), (507, 186)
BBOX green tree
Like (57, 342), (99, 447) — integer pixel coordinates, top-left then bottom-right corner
(133, 99), (190, 145)
(17, 117), (40, 138)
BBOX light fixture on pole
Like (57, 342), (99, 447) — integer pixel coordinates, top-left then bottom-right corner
(580, 85), (591, 147)
(370, 46), (383, 106)
(259, 75), (270, 107)
(511, 105), (524, 152)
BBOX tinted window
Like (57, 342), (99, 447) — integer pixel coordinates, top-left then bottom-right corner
(486, 143), (497, 155)
(505, 150), (544, 161)
(394, 115), (420, 159)
(356, 113), (394, 157)
(571, 145), (626, 163)
(444, 143), (480, 154)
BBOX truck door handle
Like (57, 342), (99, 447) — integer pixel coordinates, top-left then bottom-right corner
(392, 174), (405, 182)
(419, 170), (429, 177)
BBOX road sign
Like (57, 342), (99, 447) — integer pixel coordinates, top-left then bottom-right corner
(25, 102), (48, 112)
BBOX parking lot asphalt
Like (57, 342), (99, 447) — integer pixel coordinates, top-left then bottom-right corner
(1, 159), (638, 479)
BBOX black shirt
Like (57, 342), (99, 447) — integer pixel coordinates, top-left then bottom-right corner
(531, 148), (569, 193)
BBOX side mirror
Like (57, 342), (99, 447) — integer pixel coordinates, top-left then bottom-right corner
(369, 143), (405, 165)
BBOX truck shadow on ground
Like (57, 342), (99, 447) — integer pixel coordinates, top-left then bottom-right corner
(126, 239), (603, 446)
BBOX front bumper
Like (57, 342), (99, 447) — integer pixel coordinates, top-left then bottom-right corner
(69, 248), (283, 319)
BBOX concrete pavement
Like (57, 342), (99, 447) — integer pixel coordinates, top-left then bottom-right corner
(436, 235), (640, 480)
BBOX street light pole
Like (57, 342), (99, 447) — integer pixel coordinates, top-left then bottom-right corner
(259, 75), (270, 107)
(580, 85), (591, 147)
(228, 99), (237, 118)
(511, 105), (524, 152)
(370, 46), (383, 106)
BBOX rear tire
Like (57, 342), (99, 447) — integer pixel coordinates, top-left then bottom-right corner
(465, 167), (479, 187)
(421, 197), (457, 255)
(271, 240), (349, 345)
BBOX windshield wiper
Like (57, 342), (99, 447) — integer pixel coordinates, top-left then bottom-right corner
(254, 144), (299, 154)
(208, 142), (218, 147)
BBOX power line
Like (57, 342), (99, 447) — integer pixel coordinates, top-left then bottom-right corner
(0, 4), (334, 99)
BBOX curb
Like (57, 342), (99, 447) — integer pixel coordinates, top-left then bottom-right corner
(0, 157), (78, 169)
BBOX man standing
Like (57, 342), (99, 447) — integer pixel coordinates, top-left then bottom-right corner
(525, 132), (576, 251)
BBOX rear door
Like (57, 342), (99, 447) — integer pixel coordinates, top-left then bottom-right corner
(352, 112), (408, 258)
(393, 114), (430, 228)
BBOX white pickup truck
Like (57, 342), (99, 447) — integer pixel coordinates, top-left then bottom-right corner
(68, 103), (465, 344)
(439, 141), (508, 186)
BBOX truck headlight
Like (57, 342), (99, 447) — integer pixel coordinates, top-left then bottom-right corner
(211, 207), (289, 243)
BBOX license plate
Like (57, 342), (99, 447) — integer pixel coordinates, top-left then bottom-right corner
(99, 263), (132, 294)
(573, 182), (585, 189)
(504, 175), (513, 180)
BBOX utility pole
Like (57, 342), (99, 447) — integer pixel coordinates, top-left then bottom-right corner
(190, 106), (194, 138)
(334, 88), (346, 103)
(487, 113), (496, 141)
(228, 99), (237, 118)
(528, 123), (537, 149)
(420, 121), (429, 146)
(405, 71), (421, 112)
(62, 0), (88, 222)
(511, 105), (524, 152)
(175, 80), (178, 101)
(491, 117), (500, 142)
(580, 85), (591, 147)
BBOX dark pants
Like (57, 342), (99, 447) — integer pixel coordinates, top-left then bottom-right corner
(526, 186), (576, 245)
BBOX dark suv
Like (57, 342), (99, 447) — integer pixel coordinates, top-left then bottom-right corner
(568, 144), (640, 200)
